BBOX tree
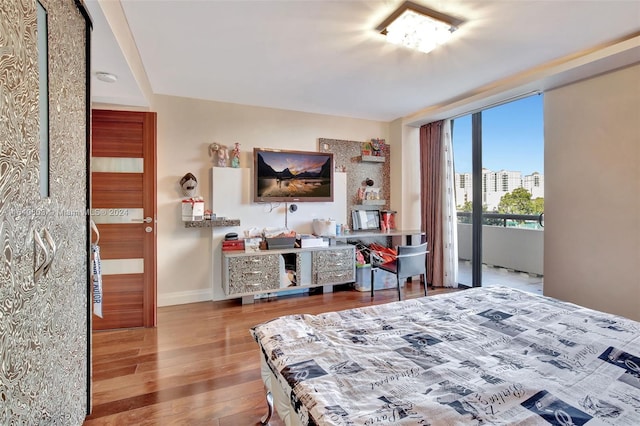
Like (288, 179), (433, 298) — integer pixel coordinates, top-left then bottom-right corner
(459, 201), (473, 212)
(531, 197), (544, 215)
(457, 201), (502, 225)
(497, 187), (536, 214)
(457, 201), (473, 223)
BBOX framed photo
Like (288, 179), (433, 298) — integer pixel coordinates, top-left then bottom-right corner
(352, 209), (380, 231)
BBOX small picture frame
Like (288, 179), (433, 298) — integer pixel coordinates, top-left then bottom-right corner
(352, 209), (381, 231)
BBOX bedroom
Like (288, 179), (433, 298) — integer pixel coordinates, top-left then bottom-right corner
(1, 0), (638, 424)
(85, 0), (639, 322)
(84, 0), (638, 422)
(82, 0), (640, 423)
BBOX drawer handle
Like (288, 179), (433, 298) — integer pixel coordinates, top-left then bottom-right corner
(250, 258), (263, 263)
(247, 271), (262, 275)
(248, 282), (263, 287)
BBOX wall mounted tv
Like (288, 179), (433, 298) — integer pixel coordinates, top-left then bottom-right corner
(253, 148), (334, 203)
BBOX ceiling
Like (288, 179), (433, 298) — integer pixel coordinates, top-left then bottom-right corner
(85, 0), (640, 123)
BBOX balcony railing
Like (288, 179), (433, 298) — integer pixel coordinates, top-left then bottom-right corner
(457, 212), (544, 229)
(456, 212), (543, 276)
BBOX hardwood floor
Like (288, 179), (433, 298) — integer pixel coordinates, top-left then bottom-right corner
(83, 284), (458, 425)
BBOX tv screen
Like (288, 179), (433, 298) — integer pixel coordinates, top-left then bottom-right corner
(253, 148), (334, 202)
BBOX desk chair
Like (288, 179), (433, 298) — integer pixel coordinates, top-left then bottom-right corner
(370, 242), (428, 301)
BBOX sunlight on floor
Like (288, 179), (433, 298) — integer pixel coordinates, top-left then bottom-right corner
(457, 260), (543, 294)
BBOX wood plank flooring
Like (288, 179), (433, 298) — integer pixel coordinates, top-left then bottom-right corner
(83, 284), (458, 425)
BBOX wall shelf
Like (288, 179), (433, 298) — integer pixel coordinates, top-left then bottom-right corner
(360, 199), (386, 206)
(185, 219), (240, 228)
(360, 155), (386, 163)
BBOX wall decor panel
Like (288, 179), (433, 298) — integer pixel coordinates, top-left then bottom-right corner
(0, 0), (90, 423)
(319, 138), (391, 227)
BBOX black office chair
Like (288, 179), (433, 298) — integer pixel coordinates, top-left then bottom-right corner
(370, 242), (428, 301)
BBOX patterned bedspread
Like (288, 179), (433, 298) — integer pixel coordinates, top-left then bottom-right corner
(251, 287), (640, 425)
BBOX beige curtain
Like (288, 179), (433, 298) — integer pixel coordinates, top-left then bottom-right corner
(441, 120), (458, 287)
(420, 121), (444, 286)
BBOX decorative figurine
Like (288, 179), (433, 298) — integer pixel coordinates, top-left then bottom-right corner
(179, 172), (198, 197)
(231, 142), (240, 168)
(208, 142), (220, 161)
(208, 142), (229, 167)
(218, 146), (228, 167)
(371, 138), (382, 156)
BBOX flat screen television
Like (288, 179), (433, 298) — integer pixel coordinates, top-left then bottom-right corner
(253, 148), (334, 202)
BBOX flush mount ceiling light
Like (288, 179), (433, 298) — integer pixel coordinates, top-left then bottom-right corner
(376, 1), (464, 54)
(95, 71), (118, 83)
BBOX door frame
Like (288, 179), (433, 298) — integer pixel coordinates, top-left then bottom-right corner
(77, 0), (93, 414)
(471, 112), (483, 288)
(91, 109), (157, 329)
(142, 111), (158, 327)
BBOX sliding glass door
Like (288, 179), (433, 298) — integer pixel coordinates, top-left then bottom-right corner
(452, 95), (544, 289)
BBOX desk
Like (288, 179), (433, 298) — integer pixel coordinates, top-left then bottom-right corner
(334, 229), (426, 287)
(332, 229), (425, 245)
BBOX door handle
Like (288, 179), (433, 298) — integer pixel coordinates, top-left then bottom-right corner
(42, 228), (57, 275)
(34, 229), (49, 282)
(132, 217), (153, 223)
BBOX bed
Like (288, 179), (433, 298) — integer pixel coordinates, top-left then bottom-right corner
(251, 286), (640, 425)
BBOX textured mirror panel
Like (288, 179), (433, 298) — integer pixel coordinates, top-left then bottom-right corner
(0, 0), (89, 423)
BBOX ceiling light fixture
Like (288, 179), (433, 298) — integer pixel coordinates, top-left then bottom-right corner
(376, 1), (464, 54)
(95, 72), (118, 83)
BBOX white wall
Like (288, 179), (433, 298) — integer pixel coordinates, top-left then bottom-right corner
(544, 64), (640, 321)
(390, 120), (421, 231)
(153, 95), (388, 305)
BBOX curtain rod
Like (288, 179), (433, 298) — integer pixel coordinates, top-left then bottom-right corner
(448, 90), (542, 120)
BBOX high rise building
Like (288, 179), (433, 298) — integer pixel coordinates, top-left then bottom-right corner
(523, 172), (544, 199)
(455, 169), (544, 210)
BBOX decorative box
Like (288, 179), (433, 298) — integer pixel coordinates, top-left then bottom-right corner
(182, 198), (204, 221)
(222, 240), (245, 251)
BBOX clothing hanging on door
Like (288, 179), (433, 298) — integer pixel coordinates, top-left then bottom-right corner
(91, 220), (103, 318)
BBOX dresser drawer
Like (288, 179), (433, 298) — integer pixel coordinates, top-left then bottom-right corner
(312, 247), (355, 285)
(227, 254), (280, 295)
(312, 248), (354, 271)
(315, 268), (355, 285)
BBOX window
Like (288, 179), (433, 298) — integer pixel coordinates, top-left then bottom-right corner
(452, 94), (544, 288)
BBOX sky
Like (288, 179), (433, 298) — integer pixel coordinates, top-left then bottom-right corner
(452, 94), (544, 175)
(260, 150), (328, 173)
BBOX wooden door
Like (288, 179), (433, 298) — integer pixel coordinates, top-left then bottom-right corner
(91, 110), (157, 329)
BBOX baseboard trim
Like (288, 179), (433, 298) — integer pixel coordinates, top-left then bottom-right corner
(158, 289), (213, 307)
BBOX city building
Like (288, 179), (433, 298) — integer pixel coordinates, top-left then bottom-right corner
(455, 169), (545, 210)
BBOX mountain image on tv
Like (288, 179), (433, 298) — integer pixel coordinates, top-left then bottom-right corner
(256, 151), (332, 199)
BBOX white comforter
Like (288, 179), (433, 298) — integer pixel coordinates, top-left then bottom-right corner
(252, 287), (640, 425)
